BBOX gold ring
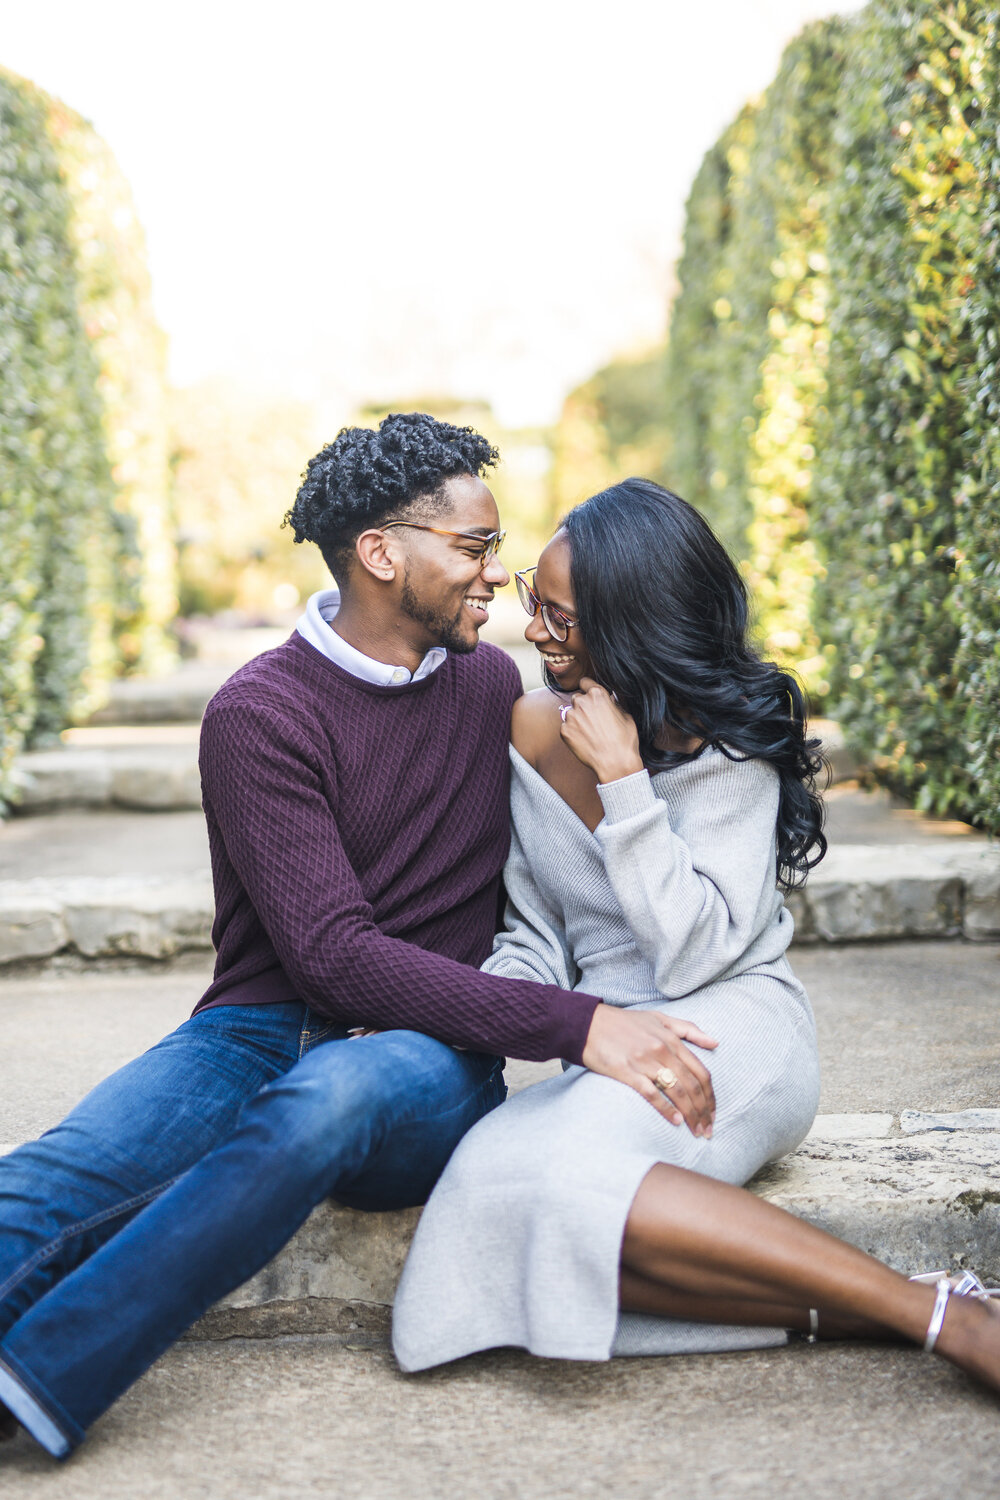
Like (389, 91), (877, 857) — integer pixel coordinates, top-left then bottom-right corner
(654, 1067), (679, 1095)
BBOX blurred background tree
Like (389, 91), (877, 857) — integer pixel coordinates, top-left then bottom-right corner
(549, 350), (672, 522)
(170, 380), (325, 621)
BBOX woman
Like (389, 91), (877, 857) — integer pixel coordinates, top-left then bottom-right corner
(392, 479), (1000, 1387)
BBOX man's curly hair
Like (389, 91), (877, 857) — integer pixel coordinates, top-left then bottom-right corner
(284, 411), (499, 581)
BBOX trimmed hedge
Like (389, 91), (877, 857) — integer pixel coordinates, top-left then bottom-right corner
(0, 71), (113, 775)
(0, 70), (172, 806)
(659, 1), (1000, 830)
(661, 107), (761, 557)
(815, 0), (999, 824)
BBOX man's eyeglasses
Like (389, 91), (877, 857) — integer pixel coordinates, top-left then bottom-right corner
(515, 569), (578, 642)
(381, 521), (506, 569)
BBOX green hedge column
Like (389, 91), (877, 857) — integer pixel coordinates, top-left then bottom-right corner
(952, 4), (1000, 827)
(663, 107), (761, 555)
(0, 72), (115, 792)
(815, 0), (995, 823)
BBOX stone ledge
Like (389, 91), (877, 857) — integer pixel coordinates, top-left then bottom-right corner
(10, 720), (857, 816)
(10, 747), (202, 813)
(3, 846), (997, 967)
(4, 1115), (997, 1340)
(785, 842), (1000, 943)
(0, 876), (213, 963)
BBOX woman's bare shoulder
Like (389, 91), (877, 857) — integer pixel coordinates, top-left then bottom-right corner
(511, 688), (568, 767)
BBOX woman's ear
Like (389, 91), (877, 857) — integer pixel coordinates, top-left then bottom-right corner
(354, 528), (398, 583)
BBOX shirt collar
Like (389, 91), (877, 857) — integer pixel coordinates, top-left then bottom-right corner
(295, 588), (447, 686)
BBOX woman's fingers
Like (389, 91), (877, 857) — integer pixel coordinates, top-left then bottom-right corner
(581, 1005), (715, 1135)
(651, 1059), (713, 1138)
(665, 1036), (716, 1116)
(650, 1027), (715, 1135)
(634, 1072), (685, 1126)
(663, 1016), (719, 1050)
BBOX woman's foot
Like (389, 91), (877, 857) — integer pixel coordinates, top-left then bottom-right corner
(932, 1287), (1000, 1392)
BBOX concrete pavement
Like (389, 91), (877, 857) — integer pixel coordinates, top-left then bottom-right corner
(3, 1335), (999, 1498)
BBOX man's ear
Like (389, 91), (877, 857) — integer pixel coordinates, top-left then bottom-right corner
(354, 528), (399, 583)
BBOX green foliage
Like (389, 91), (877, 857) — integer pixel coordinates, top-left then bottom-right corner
(653, 1), (999, 829)
(814, 0), (999, 826)
(0, 70), (114, 790)
(662, 108), (763, 555)
(662, 21), (845, 691)
(0, 70), (172, 806)
(741, 21), (847, 694)
(954, 6), (1000, 825)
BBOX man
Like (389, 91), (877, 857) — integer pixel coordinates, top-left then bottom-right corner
(0, 413), (708, 1458)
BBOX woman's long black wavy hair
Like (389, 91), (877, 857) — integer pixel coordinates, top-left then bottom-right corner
(560, 478), (827, 890)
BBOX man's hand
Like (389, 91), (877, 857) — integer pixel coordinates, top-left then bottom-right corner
(582, 1003), (717, 1135)
(559, 679), (643, 785)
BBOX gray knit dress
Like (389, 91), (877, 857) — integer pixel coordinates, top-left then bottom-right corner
(392, 746), (820, 1371)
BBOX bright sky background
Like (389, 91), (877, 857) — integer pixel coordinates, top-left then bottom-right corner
(4, 0), (866, 427)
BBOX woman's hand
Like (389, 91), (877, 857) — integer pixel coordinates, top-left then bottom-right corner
(581, 1003), (718, 1135)
(559, 679), (643, 784)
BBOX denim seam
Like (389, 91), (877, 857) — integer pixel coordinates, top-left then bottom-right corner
(0, 1173), (184, 1306)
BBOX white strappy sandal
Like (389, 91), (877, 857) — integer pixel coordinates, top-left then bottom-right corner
(803, 1269), (1000, 1348)
(908, 1268), (1000, 1352)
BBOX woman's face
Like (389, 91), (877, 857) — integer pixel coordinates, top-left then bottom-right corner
(524, 530), (595, 692)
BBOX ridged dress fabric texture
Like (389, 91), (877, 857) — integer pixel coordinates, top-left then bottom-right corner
(392, 746), (821, 1371)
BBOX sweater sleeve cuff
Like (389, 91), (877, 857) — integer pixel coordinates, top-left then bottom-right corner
(549, 990), (601, 1066)
(597, 769), (658, 824)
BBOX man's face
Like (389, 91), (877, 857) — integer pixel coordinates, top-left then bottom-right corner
(395, 473), (510, 654)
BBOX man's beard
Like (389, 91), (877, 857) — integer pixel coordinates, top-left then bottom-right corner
(400, 568), (478, 655)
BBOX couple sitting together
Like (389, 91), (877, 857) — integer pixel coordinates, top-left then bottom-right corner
(1, 411), (998, 1459)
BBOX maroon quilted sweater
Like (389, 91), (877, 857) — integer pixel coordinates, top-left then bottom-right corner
(193, 633), (600, 1063)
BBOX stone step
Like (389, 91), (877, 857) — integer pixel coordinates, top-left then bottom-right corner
(2, 843), (997, 966)
(11, 745), (203, 813)
(3, 1111), (997, 1339)
(9, 716), (858, 815)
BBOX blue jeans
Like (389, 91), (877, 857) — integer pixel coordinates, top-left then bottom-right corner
(0, 1001), (504, 1457)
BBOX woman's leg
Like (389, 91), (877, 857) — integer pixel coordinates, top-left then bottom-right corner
(620, 1164), (1000, 1387)
(620, 1266), (884, 1340)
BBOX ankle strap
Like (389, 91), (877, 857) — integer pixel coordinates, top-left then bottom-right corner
(924, 1277), (952, 1353)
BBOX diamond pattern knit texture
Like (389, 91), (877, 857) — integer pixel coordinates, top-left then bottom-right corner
(193, 633), (600, 1062)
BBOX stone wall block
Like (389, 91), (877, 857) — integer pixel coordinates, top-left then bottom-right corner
(110, 756), (202, 810)
(751, 1132), (1000, 1281)
(0, 881), (68, 962)
(221, 1201), (423, 1310)
(803, 845), (963, 940)
(12, 750), (112, 811)
(60, 877), (214, 958)
(929, 846), (1000, 941)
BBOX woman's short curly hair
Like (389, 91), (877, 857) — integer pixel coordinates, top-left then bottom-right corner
(284, 411), (499, 581)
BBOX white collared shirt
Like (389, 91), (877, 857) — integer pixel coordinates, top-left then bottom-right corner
(295, 588), (447, 686)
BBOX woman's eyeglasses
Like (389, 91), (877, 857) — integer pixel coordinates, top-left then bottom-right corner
(381, 521), (506, 569)
(515, 569), (577, 642)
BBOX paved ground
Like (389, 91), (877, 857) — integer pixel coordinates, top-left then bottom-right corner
(2, 957), (999, 1495)
(2, 1332), (1000, 1498)
(1, 943), (998, 1147)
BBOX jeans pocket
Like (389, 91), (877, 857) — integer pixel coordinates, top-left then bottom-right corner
(298, 1010), (346, 1057)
